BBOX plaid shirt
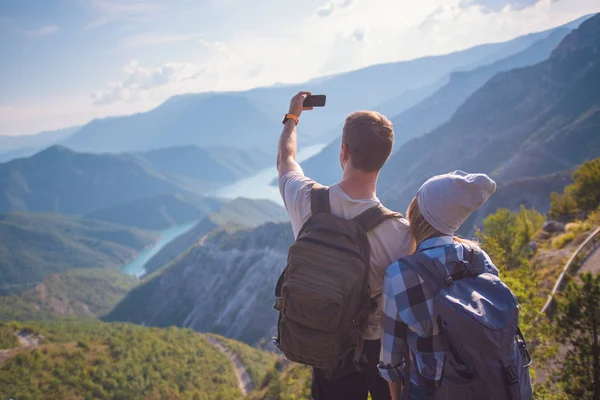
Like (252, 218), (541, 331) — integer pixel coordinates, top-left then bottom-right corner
(378, 236), (499, 388)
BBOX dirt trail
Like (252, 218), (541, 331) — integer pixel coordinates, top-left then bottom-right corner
(576, 245), (600, 275)
(206, 336), (254, 396)
(536, 238), (599, 383)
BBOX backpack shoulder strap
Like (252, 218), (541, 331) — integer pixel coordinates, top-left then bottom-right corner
(401, 253), (448, 293)
(352, 204), (403, 232)
(310, 184), (331, 215)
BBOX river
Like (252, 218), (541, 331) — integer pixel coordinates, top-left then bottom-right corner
(213, 143), (327, 206)
(120, 143), (327, 277)
(120, 221), (198, 278)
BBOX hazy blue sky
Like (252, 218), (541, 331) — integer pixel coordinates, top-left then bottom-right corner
(0, 0), (597, 135)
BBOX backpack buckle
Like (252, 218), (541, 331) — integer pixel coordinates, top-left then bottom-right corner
(505, 365), (518, 385)
(274, 298), (282, 311)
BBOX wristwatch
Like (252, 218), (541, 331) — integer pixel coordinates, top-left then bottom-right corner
(282, 113), (299, 125)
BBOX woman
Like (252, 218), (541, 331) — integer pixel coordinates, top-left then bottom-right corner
(378, 170), (532, 400)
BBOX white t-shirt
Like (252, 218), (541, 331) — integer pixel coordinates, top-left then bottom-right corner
(279, 171), (413, 340)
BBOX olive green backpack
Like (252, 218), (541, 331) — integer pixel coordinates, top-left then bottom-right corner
(274, 185), (402, 374)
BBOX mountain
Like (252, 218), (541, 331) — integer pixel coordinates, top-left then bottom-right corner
(49, 21), (575, 155)
(61, 94), (279, 153)
(379, 14), (600, 216)
(126, 145), (273, 191)
(0, 268), (139, 320)
(141, 198), (289, 276)
(0, 126), (79, 153)
(390, 27), (572, 148)
(0, 145), (193, 215)
(297, 19), (586, 187)
(0, 212), (158, 295)
(106, 222), (293, 345)
(84, 193), (224, 231)
(0, 320), (271, 399)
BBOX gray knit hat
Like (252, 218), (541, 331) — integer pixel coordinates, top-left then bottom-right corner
(416, 170), (497, 236)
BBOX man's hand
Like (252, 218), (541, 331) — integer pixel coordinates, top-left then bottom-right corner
(288, 91), (313, 117)
(277, 91), (313, 180)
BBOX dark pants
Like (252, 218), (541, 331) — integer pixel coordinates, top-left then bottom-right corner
(311, 340), (391, 400)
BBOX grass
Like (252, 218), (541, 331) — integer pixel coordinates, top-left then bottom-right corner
(0, 320), (244, 400)
(248, 361), (312, 400)
(0, 322), (18, 350)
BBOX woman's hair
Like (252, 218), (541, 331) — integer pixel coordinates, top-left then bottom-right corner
(407, 196), (479, 252)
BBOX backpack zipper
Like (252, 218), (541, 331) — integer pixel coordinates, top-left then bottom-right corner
(297, 237), (364, 261)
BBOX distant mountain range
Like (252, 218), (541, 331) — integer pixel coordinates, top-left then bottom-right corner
(106, 222), (293, 345)
(0, 144), (273, 216)
(0, 126), (79, 161)
(379, 13), (600, 214)
(0, 146), (191, 215)
(61, 95), (279, 153)
(0, 212), (157, 296)
(299, 17), (588, 187)
(4, 16), (590, 159)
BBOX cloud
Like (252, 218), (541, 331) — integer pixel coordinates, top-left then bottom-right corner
(458, 0), (548, 13)
(350, 28), (365, 42)
(85, 0), (169, 30)
(316, 0), (353, 18)
(92, 60), (204, 105)
(122, 32), (202, 47)
(27, 25), (59, 36)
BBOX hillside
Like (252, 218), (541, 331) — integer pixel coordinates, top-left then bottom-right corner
(0, 212), (158, 295)
(84, 193), (224, 231)
(0, 145), (193, 215)
(378, 13), (600, 215)
(142, 197), (289, 275)
(461, 170), (573, 234)
(390, 27), (572, 147)
(298, 21), (583, 187)
(106, 222), (293, 345)
(0, 320), (248, 399)
(0, 268), (139, 321)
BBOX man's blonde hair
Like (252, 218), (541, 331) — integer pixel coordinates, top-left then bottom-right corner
(342, 111), (394, 172)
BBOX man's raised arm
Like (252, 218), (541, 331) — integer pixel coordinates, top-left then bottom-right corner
(277, 91), (313, 180)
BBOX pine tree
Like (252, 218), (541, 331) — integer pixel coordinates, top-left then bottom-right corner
(556, 273), (600, 399)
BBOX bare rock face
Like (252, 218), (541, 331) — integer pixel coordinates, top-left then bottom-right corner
(106, 222), (294, 345)
(543, 220), (566, 234)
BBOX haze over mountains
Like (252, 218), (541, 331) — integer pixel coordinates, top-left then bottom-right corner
(1, 13), (599, 399)
(379, 13), (600, 214)
(300, 17), (589, 187)
(3, 16), (591, 161)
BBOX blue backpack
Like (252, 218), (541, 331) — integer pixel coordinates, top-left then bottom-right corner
(401, 244), (533, 400)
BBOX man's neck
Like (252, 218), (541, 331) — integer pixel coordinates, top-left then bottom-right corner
(337, 168), (379, 200)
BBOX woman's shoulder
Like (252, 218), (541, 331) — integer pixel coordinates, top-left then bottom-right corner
(385, 256), (426, 290)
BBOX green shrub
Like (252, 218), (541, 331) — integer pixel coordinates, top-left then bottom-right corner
(551, 232), (576, 249)
(549, 192), (578, 221)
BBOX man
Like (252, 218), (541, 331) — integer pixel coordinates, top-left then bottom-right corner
(277, 91), (413, 400)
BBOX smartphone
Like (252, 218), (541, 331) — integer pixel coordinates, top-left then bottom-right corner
(303, 95), (326, 108)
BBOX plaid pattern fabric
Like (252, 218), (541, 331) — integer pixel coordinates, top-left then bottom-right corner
(378, 236), (499, 387)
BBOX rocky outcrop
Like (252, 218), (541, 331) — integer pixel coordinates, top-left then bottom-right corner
(106, 223), (293, 345)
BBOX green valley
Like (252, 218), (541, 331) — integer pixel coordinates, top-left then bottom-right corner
(0, 212), (157, 295)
